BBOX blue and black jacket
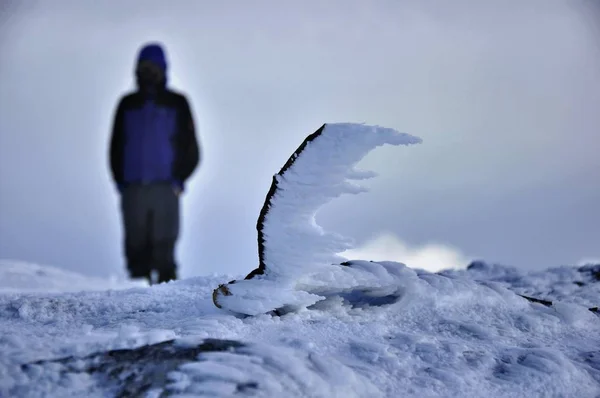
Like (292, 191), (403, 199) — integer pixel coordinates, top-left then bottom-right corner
(109, 44), (200, 192)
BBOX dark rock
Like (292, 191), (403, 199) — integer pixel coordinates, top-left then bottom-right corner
(578, 264), (600, 282)
(21, 338), (246, 397)
(466, 260), (489, 271)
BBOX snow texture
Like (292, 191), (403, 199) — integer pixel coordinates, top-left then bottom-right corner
(0, 261), (599, 397)
(214, 123), (422, 314)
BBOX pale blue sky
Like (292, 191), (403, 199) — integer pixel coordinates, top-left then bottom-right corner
(0, 0), (598, 278)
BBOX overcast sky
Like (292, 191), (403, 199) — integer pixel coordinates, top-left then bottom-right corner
(1, 0), (599, 279)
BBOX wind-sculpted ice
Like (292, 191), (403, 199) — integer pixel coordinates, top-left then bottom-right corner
(212, 123), (422, 315)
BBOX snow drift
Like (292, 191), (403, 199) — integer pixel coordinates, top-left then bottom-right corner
(0, 261), (598, 397)
(212, 123), (422, 314)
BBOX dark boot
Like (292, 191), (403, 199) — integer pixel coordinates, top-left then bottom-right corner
(157, 267), (177, 284)
(128, 265), (152, 284)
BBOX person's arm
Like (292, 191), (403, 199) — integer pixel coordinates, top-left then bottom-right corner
(109, 98), (125, 191)
(174, 95), (200, 191)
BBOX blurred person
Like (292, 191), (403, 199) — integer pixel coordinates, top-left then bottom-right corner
(109, 42), (200, 284)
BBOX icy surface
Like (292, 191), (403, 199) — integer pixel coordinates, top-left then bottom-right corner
(0, 261), (599, 397)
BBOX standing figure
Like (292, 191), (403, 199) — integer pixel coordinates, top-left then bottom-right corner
(109, 42), (200, 284)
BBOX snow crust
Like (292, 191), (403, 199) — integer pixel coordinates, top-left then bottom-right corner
(0, 261), (598, 397)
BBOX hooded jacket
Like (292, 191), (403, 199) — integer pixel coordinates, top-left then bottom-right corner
(109, 43), (200, 191)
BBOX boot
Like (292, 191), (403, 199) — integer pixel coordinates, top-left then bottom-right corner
(157, 267), (177, 284)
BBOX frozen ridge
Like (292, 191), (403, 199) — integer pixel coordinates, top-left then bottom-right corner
(213, 123), (423, 315)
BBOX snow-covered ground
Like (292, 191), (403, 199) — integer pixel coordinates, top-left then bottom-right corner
(0, 260), (598, 397)
(1, 123), (598, 397)
(0, 260), (148, 294)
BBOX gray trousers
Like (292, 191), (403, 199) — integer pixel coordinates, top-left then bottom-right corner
(120, 183), (179, 280)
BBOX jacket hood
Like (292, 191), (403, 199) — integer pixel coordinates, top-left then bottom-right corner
(137, 43), (168, 72)
(135, 42), (168, 90)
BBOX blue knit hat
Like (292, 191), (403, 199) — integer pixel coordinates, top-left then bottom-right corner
(137, 43), (168, 72)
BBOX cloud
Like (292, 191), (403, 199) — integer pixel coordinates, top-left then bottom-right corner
(341, 232), (471, 273)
